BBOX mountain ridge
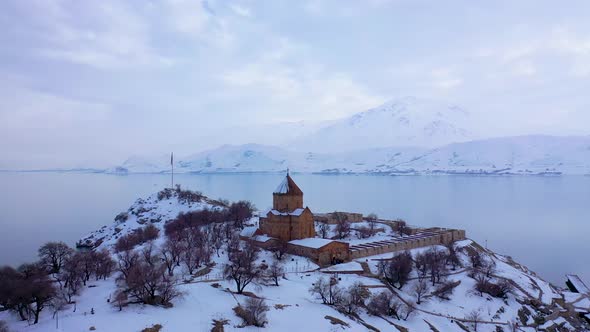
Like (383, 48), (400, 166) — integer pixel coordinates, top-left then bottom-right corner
(109, 135), (590, 176)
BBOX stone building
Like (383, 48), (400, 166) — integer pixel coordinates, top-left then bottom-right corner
(287, 238), (350, 266)
(258, 173), (315, 242)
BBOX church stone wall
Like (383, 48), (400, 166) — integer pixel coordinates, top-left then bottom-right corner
(259, 209), (315, 242)
(273, 194), (303, 212)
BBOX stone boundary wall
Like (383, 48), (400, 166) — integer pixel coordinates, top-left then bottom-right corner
(315, 212), (364, 224)
(349, 229), (466, 260)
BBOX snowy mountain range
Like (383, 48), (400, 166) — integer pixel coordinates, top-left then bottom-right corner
(287, 96), (474, 152)
(110, 135), (590, 175)
(15, 96), (586, 176)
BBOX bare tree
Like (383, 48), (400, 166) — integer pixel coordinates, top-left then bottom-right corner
(465, 309), (483, 331)
(381, 251), (413, 289)
(309, 276), (342, 305)
(318, 222), (330, 239)
(116, 249), (140, 280)
(19, 264), (56, 324)
(113, 289), (127, 311)
(267, 259), (284, 286)
(209, 223), (224, 257)
(473, 273), (512, 299)
(180, 228), (211, 275)
(396, 219), (408, 236)
(223, 242), (261, 294)
(338, 282), (370, 315)
(161, 237), (182, 276)
(412, 278), (428, 305)
(399, 302), (416, 321)
(469, 251), (483, 269)
(334, 213), (351, 239)
(38, 242), (73, 274)
(93, 249), (116, 280)
(367, 291), (397, 317)
(270, 240), (289, 261)
(416, 248), (448, 286)
(445, 242), (461, 270)
(366, 213), (378, 235)
(59, 255), (84, 302)
(228, 201), (255, 229)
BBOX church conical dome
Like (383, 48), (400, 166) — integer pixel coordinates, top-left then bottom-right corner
(273, 174), (303, 196)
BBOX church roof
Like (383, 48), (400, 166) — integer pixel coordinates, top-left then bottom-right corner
(273, 174), (303, 195)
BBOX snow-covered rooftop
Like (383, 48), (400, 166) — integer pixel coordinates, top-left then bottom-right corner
(274, 176), (290, 194)
(264, 208), (306, 217)
(240, 226), (258, 238)
(253, 235), (275, 243)
(289, 238), (339, 249)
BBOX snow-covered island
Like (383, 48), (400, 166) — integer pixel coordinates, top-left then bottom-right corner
(1, 185), (589, 332)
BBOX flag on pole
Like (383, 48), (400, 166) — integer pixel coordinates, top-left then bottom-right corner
(171, 152), (173, 165)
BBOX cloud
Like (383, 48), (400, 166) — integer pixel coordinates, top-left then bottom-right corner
(229, 4), (252, 18)
(220, 39), (384, 121)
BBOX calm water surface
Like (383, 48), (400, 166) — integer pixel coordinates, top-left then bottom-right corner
(0, 172), (588, 285)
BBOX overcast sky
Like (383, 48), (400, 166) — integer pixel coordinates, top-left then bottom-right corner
(1, 0), (589, 168)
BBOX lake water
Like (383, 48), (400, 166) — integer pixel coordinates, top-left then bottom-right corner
(0, 172), (588, 285)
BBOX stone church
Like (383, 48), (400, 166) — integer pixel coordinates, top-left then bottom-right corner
(258, 173), (315, 242)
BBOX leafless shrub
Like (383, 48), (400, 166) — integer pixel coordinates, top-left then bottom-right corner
(119, 256), (183, 306)
(380, 251), (413, 289)
(113, 289), (127, 311)
(366, 213), (378, 234)
(114, 225), (160, 252)
(356, 226), (374, 239)
(432, 280), (460, 300)
(445, 242), (461, 270)
(141, 324), (163, 332)
(474, 273), (512, 299)
(318, 222), (330, 239)
(334, 212), (351, 239)
(395, 219), (410, 236)
(309, 276), (342, 305)
(270, 241), (289, 261)
(367, 291), (396, 316)
(469, 251), (483, 269)
(465, 309), (483, 331)
(415, 248), (448, 286)
(233, 298), (269, 327)
(338, 282), (370, 315)
(412, 278), (428, 305)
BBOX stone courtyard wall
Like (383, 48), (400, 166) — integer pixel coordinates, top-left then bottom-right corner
(349, 229), (466, 260)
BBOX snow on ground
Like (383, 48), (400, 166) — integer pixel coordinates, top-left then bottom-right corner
(4, 191), (589, 332)
(320, 262), (363, 273)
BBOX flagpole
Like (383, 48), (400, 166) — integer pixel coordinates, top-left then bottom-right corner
(171, 152), (174, 189)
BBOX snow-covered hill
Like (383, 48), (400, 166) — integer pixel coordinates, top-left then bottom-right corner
(288, 96), (474, 152)
(2, 189), (589, 331)
(111, 135), (590, 175)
